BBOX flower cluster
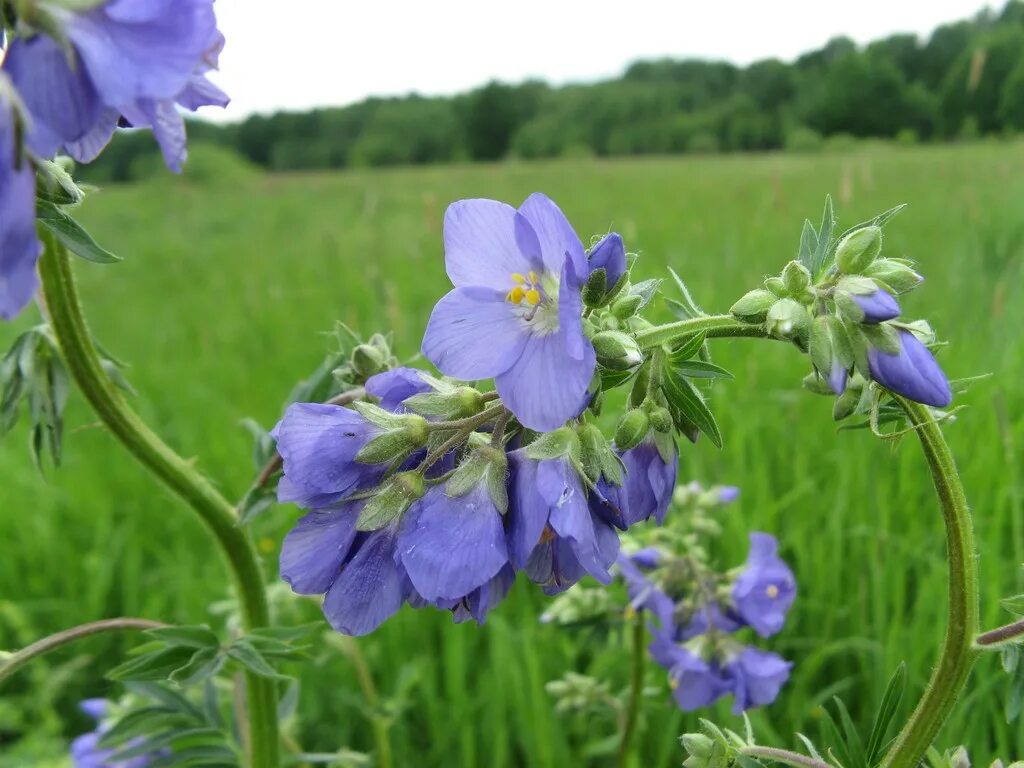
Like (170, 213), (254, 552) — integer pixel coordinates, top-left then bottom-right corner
(0, 0), (227, 320)
(274, 194), (684, 635)
(70, 698), (161, 768)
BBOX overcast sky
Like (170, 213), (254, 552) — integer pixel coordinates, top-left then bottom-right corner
(203, 0), (993, 123)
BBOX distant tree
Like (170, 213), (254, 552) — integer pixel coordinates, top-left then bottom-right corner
(939, 26), (1024, 135)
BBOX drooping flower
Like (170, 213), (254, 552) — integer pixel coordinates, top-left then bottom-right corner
(592, 437), (678, 530)
(508, 449), (618, 594)
(3, 0), (226, 169)
(723, 647), (792, 713)
(648, 631), (730, 711)
(677, 601), (744, 640)
(397, 483), (508, 602)
(0, 100), (42, 320)
(731, 533), (796, 637)
(421, 193), (596, 431)
(852, 289), (901, 324)
(616, 549), (674, 628)
(442, 564), (516, 625)
(867, 329), (952, 408)
(70, 698), (159, 768)
(365, 367), (431, 411)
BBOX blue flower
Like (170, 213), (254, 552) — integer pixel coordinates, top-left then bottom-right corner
(592, 437), (678, 530)
(441, 564), (516, 625)
(0, 103), (42, 320)
(421, 193), (596, 431)
(723, 647), (792, 713)
(867, 329), (952, 407)
(508, 449), (619, 594)
(827, 358), (848, 395)
(365, 367), (431, 411)
(616, 549), (674, 628)
(648, 631), (730, 711)
(677, 602), (743, 640)
(852, 288), (901, 324)
(3, 0), (226, 169)
(70, 698), (159, 767)
(587, 232), (627, 294)
(732, 533), (796, 637)
(272, 403), (385, 508)
(397, 483), (509, 602)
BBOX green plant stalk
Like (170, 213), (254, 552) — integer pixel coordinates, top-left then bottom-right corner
(38, 239), (280, 768)
(617, 614), (646, 768)
(0, 618), (166, 687)
(336, 636), (393, 768)
(639, 315), (980, 767)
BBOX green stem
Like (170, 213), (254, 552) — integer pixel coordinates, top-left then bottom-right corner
(0, 618), (166, 687)
(334, 636), (393, 768)
(617, 614), (646, 768)
(634, 314), (771, 349)
(37, 240), (280, 768)
(740, 746), (831, 768)
(880, 398), (979, 768)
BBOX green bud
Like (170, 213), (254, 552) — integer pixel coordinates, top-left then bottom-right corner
(449, 445), (509, 513)
(832, 382), (863, 421)
(808, 316), (834, 376)
(765, 298), (810, 340)
(861, 322), (901, 355)
(681, 734), (715, 761)
(525, 427), (578, 461)
(577, 422), (623, 485)
(835, 225), (882, 274)
(781, 260), (812, 294)
(610, 292), (643, 319)
(865, 258), (924, 294)
(802, 371), (835, 395)
(729, 289), (775, 324)
(615, 409), (650, 450)
(582, 268), (609, 307)
(354, 414), (429, 464)
(648, 406), (673, 433)
(351, 344), (386, 379)
(764, 276), (788, 297)
(591, 330), (643, 371)
(356, 471), (425, 531)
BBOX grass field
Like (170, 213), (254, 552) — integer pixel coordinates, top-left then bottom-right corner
(1, 141), (1023, 766)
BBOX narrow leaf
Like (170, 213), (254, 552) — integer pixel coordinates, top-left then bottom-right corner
(672, 360), (733, 379)
(661, 368), (722, 448)
(36, 200), (120, 263)
(866, 662), (906, 764)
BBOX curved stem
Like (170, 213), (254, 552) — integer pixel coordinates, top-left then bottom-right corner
(741, 746), (831, 768)
(0, 618), (166, 687)
(634, 314), (772, 349)
(880, 398), (979, 768)
(617, 614), (646, 768)
(37, 239), (280, 768)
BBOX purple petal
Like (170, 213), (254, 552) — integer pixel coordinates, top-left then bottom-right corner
(421, 286), (528, 380)
(322, 528), (404, 636)
(557, 250), (590, 361)
(279, 507), (360, 595)
(0, 117), (42, 321)
(867, 329), (952, 407)
(120, 98), (186, 171)
(450, 564), (515, 624)
(717, 486), (741, 504)
(443, 199), (542, 290)
(517, 193), (586, 277)
(507, 451), (551, 569)
(495, 327), (596, 432)
(732, 533), (797, 638)
(365, 367), (432, 411)
(540, 460), (613, 584)
(176, 72), (229, 111)
(63, 109), (120, 164)
(398, 485), (508, 601)
(725, 647), (792, 713)
(828, 359), (848, 395)
(588, 233), (627, 289)
(852, 289), (901, 324)
(78, 699), (109, 720)
(648, 634), (730, 710)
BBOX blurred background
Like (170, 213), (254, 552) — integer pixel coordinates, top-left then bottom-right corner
(1, 1), (1023, 765)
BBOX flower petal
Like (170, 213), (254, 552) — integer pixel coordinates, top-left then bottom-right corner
(365, 367), (431, 411)
(541, 460), (613, 584)
(518, 192), (586, 277)
(322, 528), (404, 636)
(443, 199), (543, 289)
(279, 507), (359, 595)
(121, 98), (187, 171)
(0, 118), (42, 321)
(868, 329), (952, 407)
(507, 451), (550, 569)
(422, 286), (528, 380)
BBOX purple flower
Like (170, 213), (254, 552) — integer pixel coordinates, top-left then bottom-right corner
(677, 602), (743, 640)
(592, 438), (678, 530)
(272, 403), (384, 508)
(280, 502), (406, 636)
(508, 449), (619, 594)
(648, 632), (730, 711)
(70, 698), (158, 767)
(723, 647), (792, 714)
(397, 483), (509, 602)
(616, 550), (674, 628)
(421, 193), (596, 431)
(867, 329), (952, 408)
(0, 106), (42, 320)
(3, 0), (226, 168)
(445, 564), (516, 624)
(587, 232), (627, 292)
(732, 533), (796, 637)
(827, 359), (848, 395)
(717, 486), (741, 505)
(365, 367), (431, 411)
(852, 289), (901, 324)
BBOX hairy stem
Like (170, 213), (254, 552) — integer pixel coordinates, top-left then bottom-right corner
(741, 746), (831, 768)
(38, 240), (280, 768)
(617, 615), (646, 768)
(976, 618), (1024, 647)
(0, 618), (166, 687)
(634, 314), (772, 350)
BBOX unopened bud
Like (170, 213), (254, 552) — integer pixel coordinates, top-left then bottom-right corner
(781, 260), (811, 294)
(351, 344), (386, 379)
(832, 382), (862, 421)
(648, 406), (673, 433)
(592, 330), (643, 371)
(765, 298), (810, 340)
(615, 409), (650, 450)
(865, 258), (924, 294)
(611, 292), (643, 319)
(730, 289), (775, 324)
(835, 225), (882, 274)
(681, 734), (715, 760)
(356, 471), (425, 531)
(764, 276), (788, 297)
(355, 414), (429, 464)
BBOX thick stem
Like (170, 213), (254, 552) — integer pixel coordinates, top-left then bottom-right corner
(0, 618), (166, 687)
(634, 314), (771, 350)
(616, 615), (646, 768)
(37, 241), (280, 768)
(741, 746), (831, 768)
(977, 618), (1024, 647)
(880, 398), (979, 768)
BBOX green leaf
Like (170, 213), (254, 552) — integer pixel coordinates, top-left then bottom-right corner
(36, 200), (120, 263)
(629, 278), (663, 310)
(661, 367), (722, 448)
(107, 646), (198, 682)
(1002, 594), (1024, 616)
(125, 682), (203, 718)
(226, 639), (289, 680)
(866, 662), (906, 765)
(98, 706), (190, 748)
(832, 696), (867, 768)
(146, 625), (220, 650)
(811, 194), (836, 277)
(666, 266), (705, 318)
(671, 360), (733, 379)
(818, 706), (851, 768)
(668, 331), (707, 363)
(169, 647), (226, 686)
(835, 204), (907, 244)
(798, 218), (818, 272)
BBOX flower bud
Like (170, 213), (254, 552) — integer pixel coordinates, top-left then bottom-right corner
(835, 225), (882, 274)
(865, 258), (924, 294)
(615, 409), (650, 451)
(610, 292), (643, 319)
(832, 380), (863, 421)
(355, 414), (429, 464)
(648, 406), (673, 433)
(351, 343), (387, 379)
(356, 471), (425, 531)
(867, 328), (952, 408)
(764, 276), (787, 297)
(730, 289), (775, 324)
(681, 734), (715, 761)
(781, 260), (811, 294)
(583, 233), (627, 307)
(592, 330), (643, 371)
(765, 298), (810, 341)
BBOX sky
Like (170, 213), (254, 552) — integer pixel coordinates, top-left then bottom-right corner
(204, 0), (994, 123)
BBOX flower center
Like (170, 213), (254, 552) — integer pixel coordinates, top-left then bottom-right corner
(506, 270), (560, 335)
(765, 584), (779, 599)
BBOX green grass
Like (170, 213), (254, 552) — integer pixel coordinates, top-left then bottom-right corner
(2, 141), (1023, 766)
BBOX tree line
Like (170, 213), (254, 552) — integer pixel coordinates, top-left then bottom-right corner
(84, 2), (1024, 181)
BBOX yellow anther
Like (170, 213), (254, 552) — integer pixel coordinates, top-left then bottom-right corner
(528, 270), (539, 284)
(624, 605), (637, 620)
(511, 273), (526, 284)
(507, 286), (525, 304)
(766, 584), (780, 599)
(525, 288), (541, 306)
(669, 676), (680, 691)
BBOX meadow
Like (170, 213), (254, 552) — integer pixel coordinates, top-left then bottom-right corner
(1, 141), (1023, 766)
